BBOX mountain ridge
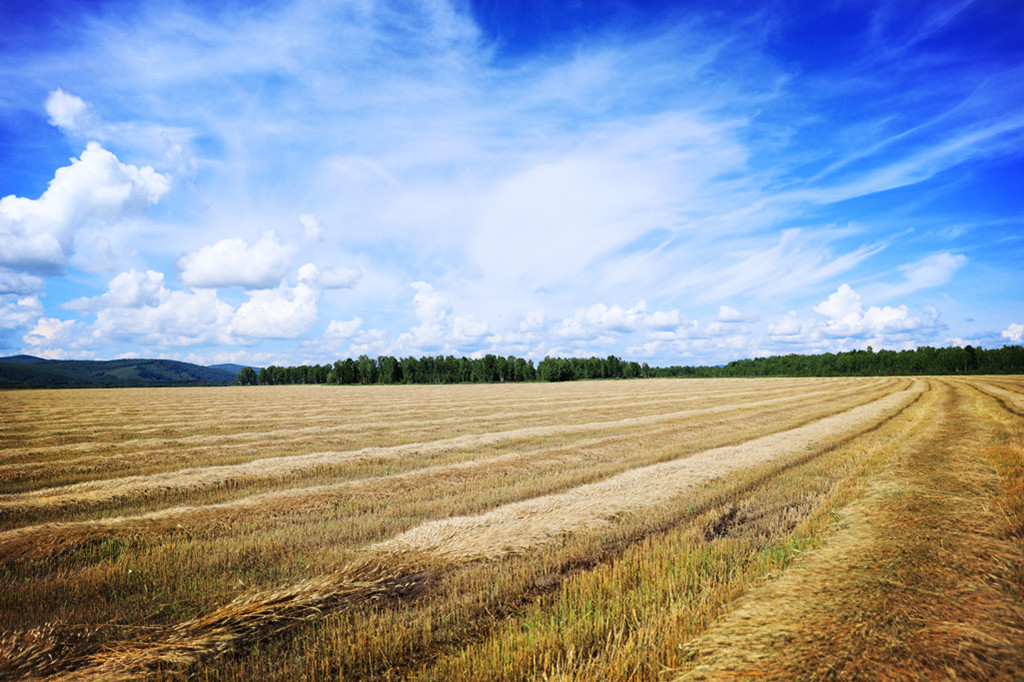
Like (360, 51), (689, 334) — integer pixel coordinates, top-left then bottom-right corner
(0, 356), (238, 388)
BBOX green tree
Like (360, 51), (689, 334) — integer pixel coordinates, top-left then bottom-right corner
(357, 355), (377, 384)
(236, 366), (258, 385)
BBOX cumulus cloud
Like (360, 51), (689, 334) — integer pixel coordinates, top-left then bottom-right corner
(178, 231), (294, 289)
(42, 267), (327, 348)
(325, 317), (363, 338)
(45, 89), (99, 136)
(45, 90), (197, 175)
(519, 309), (547, 331)
(717, 305), (743, 322)
(0, 295), (44, 331)
(767, 311), (808, 337)
(0, 271), (44, 295)
(22, 317), (90, 356)
(397, 282), (488, 353)
(716, 305), (758, 323)
(229, 283), (318, 339)
(297, 263), (361, 289)
(0, 142), (171, 274)
(64, 269), (166, 311)
(814, 284), (924, 337)
(556, 300), (681, 339)
(92, 288), (235, 346)
(1003, 323), (1024, 343)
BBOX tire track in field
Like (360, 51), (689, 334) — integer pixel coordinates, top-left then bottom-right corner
(0, 382), (902, 520)
(0, 383), (900, 561)
(46, 381), (924, 681)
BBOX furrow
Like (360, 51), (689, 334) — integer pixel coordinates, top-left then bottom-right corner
(0, 383), (898, 561)
(0, 383), (895, 519)
(51, 381), (922, 680)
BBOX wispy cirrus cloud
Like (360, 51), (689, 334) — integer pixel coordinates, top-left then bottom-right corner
(0, 0), (1021, 363)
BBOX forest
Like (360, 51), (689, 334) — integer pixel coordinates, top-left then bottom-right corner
(238, 344), (1024, 385)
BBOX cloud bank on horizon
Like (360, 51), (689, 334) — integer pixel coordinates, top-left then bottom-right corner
(1, 0), (1022, 366)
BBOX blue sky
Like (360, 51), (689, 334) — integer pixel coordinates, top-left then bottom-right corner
(1, 0), (1022, 366)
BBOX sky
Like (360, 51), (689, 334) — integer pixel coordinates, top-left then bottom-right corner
(1, 0), (1022, 367)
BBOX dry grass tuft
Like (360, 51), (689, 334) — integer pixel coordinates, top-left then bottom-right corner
(65, 561), (424, 680)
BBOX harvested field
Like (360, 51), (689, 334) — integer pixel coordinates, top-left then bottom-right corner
(0, 376), (1021, 680)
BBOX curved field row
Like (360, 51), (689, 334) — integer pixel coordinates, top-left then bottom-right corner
(0, 380), (816, 449)
(676, 377), (1024, 680)
(0, 380), (907, 559)
(0, 379), (899, 520)
(0, 381), (870, 493)
(0, 379), (854, 472)
(0, 378), (924, 679)
(0, 377), (829, 430)
(3, 376), (1017, 682)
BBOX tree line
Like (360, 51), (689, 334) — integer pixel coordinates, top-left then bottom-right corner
(236, 345), (1024, 386)
(649, 344), (1024, 378)
(236, 354), (650, 385)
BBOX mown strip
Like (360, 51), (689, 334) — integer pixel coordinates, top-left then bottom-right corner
(194, 380), (935, 681)
(3, 382), (922, 679)
(676, 380), (1024, 679)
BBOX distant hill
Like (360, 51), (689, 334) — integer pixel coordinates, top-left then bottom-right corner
(0, 356), (237, 389)
(0, 354), (49, 365)
(208, 363), (257, 375)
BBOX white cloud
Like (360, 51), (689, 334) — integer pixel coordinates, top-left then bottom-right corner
(813, 284), (925, 337)
(23, 317), (88, 353)
(45, 90), (197, 174)
(646, 308), (683, 330)
(297, 263), (361, 289)
(813, 284), (863, 331)
(716, 305), (758, 323)
(0, 142), (171, 274)
(51, 268), (326, 347)
(0, 295), (44, 331)
(705, 321), (750, 336)
(900, 252), (967, 289)
(451, 314), (489, 342)
(0, 271), (44, 295)
(45, 89), (98, 136)
(717, 305), (743, 322)
(686, 229), (883, 304)
(299, 214), (322, 241)
(4, 3), (1019, 366)
(767, 311), (808, 337)
(229, 283), (318, 339)
(519, 309), (546, 331)
(178, 231), (294, 289)
(556, 300), (681, 339)
(866, 252), (968, 300)
(315, 266), (360, 289)
(64, 269), (166, 310)
(184, 349), (278, 367)
(397, 282), (488, 353)
(325, 317), (363, 338)
(93, 288), (235, 346)
(1002, 323), (1024, 343)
